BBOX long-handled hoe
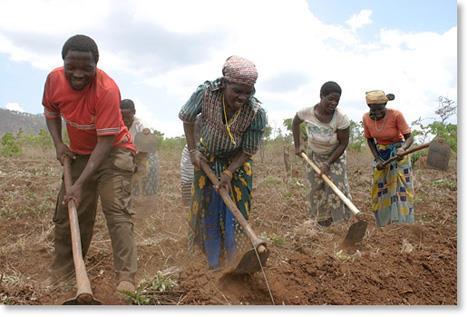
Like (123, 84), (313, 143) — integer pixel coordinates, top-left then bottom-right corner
(62, 156), (101, 305)
(200, 161), (269, 274)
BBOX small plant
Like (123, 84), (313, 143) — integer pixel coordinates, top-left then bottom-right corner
(125, 271), (178, 305)
(283, 190), (293, 198)
(432, 178), (457, 191)
(0, 293), (15, 305)
(263, 175), (282, 186)
(0, 270), (26, 287)
(268, 233), (286, 247)
(334, 249), (352, 262)
(146, 271), (177, 292)
(124, 288), (150, 305)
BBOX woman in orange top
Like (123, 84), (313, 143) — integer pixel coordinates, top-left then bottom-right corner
(362, 90), (415, 227)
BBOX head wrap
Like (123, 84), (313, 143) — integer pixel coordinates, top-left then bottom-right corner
(366, 90), (394, 105)
(222, 55), (258, 87)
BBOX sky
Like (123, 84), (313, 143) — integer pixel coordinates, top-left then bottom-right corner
(0, 0), (457, 138)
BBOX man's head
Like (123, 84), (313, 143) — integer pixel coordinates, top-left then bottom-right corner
(120, 99), (136, 128)
(62, 35), (99, 91)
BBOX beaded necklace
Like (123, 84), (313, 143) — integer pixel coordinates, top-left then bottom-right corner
(222, 95), (240, 145)
(373, 112), (388, 132)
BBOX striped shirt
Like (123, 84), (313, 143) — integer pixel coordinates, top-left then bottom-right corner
(179, 79), (267, 157)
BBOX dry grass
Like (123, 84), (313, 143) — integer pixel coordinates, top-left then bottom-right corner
(0, 140), (458, 305)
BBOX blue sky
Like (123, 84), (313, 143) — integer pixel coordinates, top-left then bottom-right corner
(0, 0), (457, 137)
(308, 0), (456, 34)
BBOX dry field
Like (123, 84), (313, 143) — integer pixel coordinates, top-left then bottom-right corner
(0, 143), (457, 305)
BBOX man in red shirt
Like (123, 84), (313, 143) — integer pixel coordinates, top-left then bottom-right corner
(43, 34), (137, 293)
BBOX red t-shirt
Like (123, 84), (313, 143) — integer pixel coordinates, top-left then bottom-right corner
(42, 67), (136, 155)
(362, 108), (411, 145)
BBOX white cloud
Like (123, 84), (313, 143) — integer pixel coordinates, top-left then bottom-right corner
(129, 97), (185, 137)
(346, 9), (373, 31)
(0, 0), (457, 137)
(3, 102), (24, 112)
(0, 0), (110, 35)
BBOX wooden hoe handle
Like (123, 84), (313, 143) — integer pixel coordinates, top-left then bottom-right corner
(301, 152), (361, 216)
(381, 143), (430, 167)
(199, 160), (266, 252)
(63, 156), (94, 298)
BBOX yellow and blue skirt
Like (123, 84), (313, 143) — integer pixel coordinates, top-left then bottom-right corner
(372, 143), (415, 227)
(189, 154), (252, 269)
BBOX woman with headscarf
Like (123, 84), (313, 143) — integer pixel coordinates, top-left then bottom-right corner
(292, 81), (352, 227)
(362, 90), (415, 227)
(179, 56), (267, 269)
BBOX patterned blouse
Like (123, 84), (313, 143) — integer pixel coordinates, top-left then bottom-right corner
(179, 79), (267, 157)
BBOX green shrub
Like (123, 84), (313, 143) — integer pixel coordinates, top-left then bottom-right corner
(411, 96), (457, 152)
(348, 120), (366, 152)
(0, 133), (22, 157)
(410, 149), (428, 165)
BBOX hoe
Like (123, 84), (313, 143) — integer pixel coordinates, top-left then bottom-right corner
(62, 156), (101, 305)
(200, 160), (269, 274)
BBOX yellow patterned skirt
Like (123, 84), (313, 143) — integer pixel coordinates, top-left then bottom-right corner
(188, 153), (252, 268)
(371, 143), (415, 227)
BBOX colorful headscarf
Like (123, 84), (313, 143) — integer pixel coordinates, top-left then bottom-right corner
(222, 55), (258, 87)
(366, 90), (392, 105)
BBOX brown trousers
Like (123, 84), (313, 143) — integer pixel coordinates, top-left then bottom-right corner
(50, 148), (137, 284)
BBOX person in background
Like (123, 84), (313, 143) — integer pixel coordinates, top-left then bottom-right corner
(179, 55), (267, 269)
(180, 115), (201, 206)
(292, 81), (352, 227)
(121, 99), (144, 138)
(362, 90), (415, 227)
(120, 99), (159, 197)
(43, 34), (137, 293)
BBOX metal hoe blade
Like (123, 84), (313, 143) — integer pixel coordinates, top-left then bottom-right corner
(343, 220), (368, 246)
(199, 161), (270, 275)
(229, 247), (270, 274)
(63, 293), (102, 305)
(427, 137), (451, 171)
(134, 132), (157, 153)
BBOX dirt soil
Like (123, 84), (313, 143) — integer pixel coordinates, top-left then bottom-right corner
(0, 145), (457, 305)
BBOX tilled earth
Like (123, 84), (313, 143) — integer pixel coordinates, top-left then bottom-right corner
(0, 144), (457, 305)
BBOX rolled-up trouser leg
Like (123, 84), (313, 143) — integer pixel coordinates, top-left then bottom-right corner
(98, 149), (137, 284)
(50, 156), (98, 276)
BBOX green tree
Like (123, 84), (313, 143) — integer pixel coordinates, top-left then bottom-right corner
(282, 117), (307, 142)
(282, 118), (293, 132)
(159, 136), (186, 151)
(348, 120), (366, 151)
(411, 96), (457, 151)
(435, 96), (456, 124)
(151, 129), (165, 149)
(263, 124), (272, 141)
(34, 129), (54, 149)
(1, 132), (22, 157)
